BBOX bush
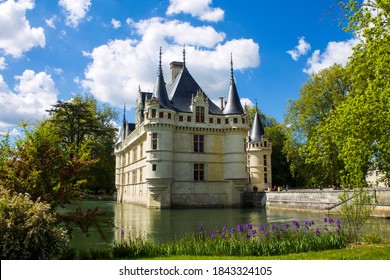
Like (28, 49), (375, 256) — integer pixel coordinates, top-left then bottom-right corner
(0, 187), (70, 259)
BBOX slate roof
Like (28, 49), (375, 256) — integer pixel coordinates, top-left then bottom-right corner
(223, 58), (244, 115)
(167, 66), (222, 114)
(250, 110), (265, 142)
(152, 50), (176, 110)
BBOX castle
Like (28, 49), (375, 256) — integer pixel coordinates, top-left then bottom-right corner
(114, 49), (272, 208)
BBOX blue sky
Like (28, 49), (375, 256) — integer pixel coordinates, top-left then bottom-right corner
(0, 0), (359, 136)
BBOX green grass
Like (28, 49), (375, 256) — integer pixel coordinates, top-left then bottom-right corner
(146, 243), (390, 260)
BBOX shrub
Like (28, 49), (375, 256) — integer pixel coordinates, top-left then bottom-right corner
(0, 187), (70, 259)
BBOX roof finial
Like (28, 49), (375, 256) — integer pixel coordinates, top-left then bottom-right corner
(255, 99), (258, 110)
(123, 103), (126, 123)
(230, 53), (234, 83)
(182, 44), (186, 67)
(158, 47), (163, 75)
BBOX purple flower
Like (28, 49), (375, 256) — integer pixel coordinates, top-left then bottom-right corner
(245, 234), (251, 238)
(258, 225), (265, 231)
(237, 224), (244, 232)
(335, 227), (340, 233)
(285, 224), (290, 229)
(121, 229), (125, 237)
(230, 227), (235, 232)
(328, 218), (334, 225)
(315, 229), (320, 235)
(252, 229), (257, 235)
(211, 233), (215, 238)
(336, 219), (341, 226)
(199, 226), (203, 231)
(323, 218), (328, 223)
(310, 220), (315, 226)
(216, 230), (221, 234)
(265, 230), (269, 236)
(279, 227), (283, 232)
(271, 225), (275, 231)
(293, 221), (300, 228)
(222, 226), (227, 231)
(245, 223), (253, 229)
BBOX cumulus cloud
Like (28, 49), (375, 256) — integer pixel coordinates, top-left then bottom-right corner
(287, 37), (311, 61)
(0, 0), (45, 57)
(304, 38), (360, 74)
(166, 0), (224, 22)
(0, 70), (58, 133)
(111, 18), (121, 29)
(240, 98), (255, 108)
(45, 15), (58, 29)
(59, 0), (91, 28)
(82, 17), (259, 108)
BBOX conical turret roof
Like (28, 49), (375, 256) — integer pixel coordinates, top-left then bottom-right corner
(152, 48), (175, 110)
(223, 55), (244, 115)
(250, 109), (265, 142)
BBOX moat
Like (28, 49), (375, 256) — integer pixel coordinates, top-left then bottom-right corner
(65, 200), (390, 249)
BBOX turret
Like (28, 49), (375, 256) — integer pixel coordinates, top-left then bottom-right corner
(223, 54), (244, 115)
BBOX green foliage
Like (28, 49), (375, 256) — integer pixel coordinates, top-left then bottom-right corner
(47, 94), (118, 194)
(0, 187), (70, 259)
(0, 121), (94, 208)
(339, 187), (377, 244)
(76, 220), (345, 259)
(284, 65), (349, 187)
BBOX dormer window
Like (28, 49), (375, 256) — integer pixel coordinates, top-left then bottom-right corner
(195, 106), (205, 123)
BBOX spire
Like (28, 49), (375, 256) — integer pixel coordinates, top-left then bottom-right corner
(182, 44), (186, 68)
(223, 53), (244, 115)
(122, 103), (126, 124)
(152, 47), (175, 110)
(230, 53), (234, 84)
(250, 105), (265, 142)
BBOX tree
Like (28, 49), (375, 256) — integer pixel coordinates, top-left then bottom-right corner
(322, 0), (390, 186)
(0, 121), (94, 209)
(47, 94), (118, 194)
(284, 64), (349, 187)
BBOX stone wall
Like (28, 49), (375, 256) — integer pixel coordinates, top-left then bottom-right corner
(264, 189), (390, 218)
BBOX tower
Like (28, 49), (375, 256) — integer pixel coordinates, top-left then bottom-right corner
(247, 105), (272, 192)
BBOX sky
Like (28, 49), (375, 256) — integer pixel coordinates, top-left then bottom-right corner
(0, 0), (359, 137)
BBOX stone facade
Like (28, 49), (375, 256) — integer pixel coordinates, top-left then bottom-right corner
(115, 50), (271, 208)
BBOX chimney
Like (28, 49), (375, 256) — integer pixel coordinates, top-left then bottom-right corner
(219, 97), (224, 110)
(170, 61), (184, 84)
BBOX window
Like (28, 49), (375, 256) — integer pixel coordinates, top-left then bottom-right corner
(159, 111), (164, 118)
(152, 133), (158, 150)
(225, 118), (229, 124)
(264, 141), (267, 147)
(179, 115), (183, 122)
(168, 113), (172, 119)
(140, 143), (143, 158)
(133, 147), (138, 162)
(194, 163), (204, 181)
(242, 117), (246, 124)
(139, 168), (143, 182)
(187, 116), (192, 122)
(209, 117), (213, 123)
(193, 135), (204, 153)
(233, 117), (238, 124)
(264, 173), (268, 183)
(196, 107), (205, 123)
(217, 118), (221, 124)
(263, 155), (267, 166)
(152, 164), (157, 171)
(132, 170), (137, 184)
(151, 109), (156, 118)
(264, 167), (267, 172)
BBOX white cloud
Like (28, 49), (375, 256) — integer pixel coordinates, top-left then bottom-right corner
(0, 70), (58, 132)
(82, 18), (259, 108)
(304, 38), (360, 74)
(0, 56), (6, 70)
(45, 15), (58, 29)
(0, 0), (45, 57)
(240, 98), (255, 108)
(166, 0), (224, 22)
(111, 18), (121, 29)
(287, 37), (311, 61)
(59, 0), (91, 28)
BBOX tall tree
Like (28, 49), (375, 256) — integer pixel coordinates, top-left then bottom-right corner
(321, 0), (390, 186)
(47, 94), (118, 194)
(284, 64), (350, 187)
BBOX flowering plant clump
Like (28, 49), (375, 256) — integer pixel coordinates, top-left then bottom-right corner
(113, 218), (345, 258)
